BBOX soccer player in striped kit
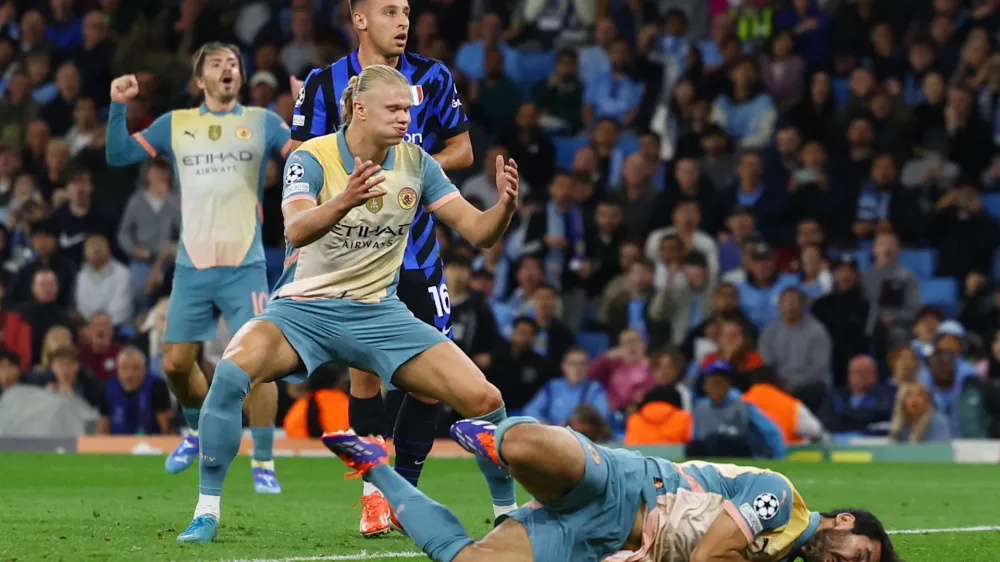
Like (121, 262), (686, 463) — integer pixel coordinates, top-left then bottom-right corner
(291, 0), (476, 537)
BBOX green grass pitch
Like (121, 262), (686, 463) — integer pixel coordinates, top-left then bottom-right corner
(1, 454), (999, 561)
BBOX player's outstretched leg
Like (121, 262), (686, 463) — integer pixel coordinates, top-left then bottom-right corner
(452, 417), (587, 505)
(348, 368), (391, 537)
(162, 342), (208, 474)
(392, 392), (439, 486)
(177, 320), (300, 544)
(393, 343), (516, 519)
(246, 381), (282, 494)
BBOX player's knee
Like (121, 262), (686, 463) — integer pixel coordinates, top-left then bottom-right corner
(467, 382), (503, 418)
(496, 423), (537, 468)
(349, 369), (382, 398)
(162, 347), (196, 379)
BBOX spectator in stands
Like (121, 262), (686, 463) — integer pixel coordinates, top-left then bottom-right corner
(469, 46), (523, 139)
(502, 102), (555, 191)
(934, 182), (1000, 282)
(682, 283), (758, 363)
(19, 10), (51, 58)
(38, 139), (70, 204)
(77, 311), (121, 383)
(117, 159), (180, 303)
(789, 71), (835, 143)
(696, 317), (763, 390)
(31, 345), (104, 411)
(461, 146), (531, 208)
(589, 118), (624, 193)
(521, 172), (585, 294)
(504, 255), (544, 321)
(98, 346), (172, 435)
(651, 234), (684, 293)
(523, 347), (609, 426)
(588, 328), (653, 413)
(647, 198), (720, 277)
(759, 29), (805, 110)
(279, 7), (315, 77)
(40, 62), (80, 137)
(445, 254), (500, 370)
(700, 125), (738, 193)
(531, 283), (575, 364)
(576, 16), (614, 81)
(911, 305), (944, 360)
(637, 132), (666, 191)
(566, 403), (612, 443)
(624, 383), (692, 446)
(485, 316), (552, 412)
(735, 241), (799, 329)
(46, 0), (83, 51)
(945, 85), (993, 175)
(664, 252), (715, 346)
(283, 363), (350, 438)
(249, 71), (279, 110)
(921, 345), (982, 438)
(889, 345), (921, 388)
(584, 38), (645, 129)
(796, 245), (831, 302)
(64, 98), (100, 158)
(586, 199), (624, 297)
(975, 328), (1000, 437)
(599, 257), (668, 348)
(25, 52), (56, 108)
(71, 11), (113, 106)
(960, 283), (1000, 353)
(744, 365), (828, 445)
(653, 157), (720, 233)
(0, 348), (21, 397)
(533, 48), (584, 134)
(889, 382), (952, 443)
(852, 154), (907, 242)
(12, 268), (73, 366)
(455, 12), (516, 83)
(648, 347), (693, 411)
(11, 220), (76, 306)
(864, 230), (922, 359)
(760, 287), (832, 410)
(717, 206), (755, 275)
(613, 153), (657, 241)
(0, 71), (40, 146)
(75, 233), (132, 327)
(812, 254), (871, 385)
(721, 151), (784, 243)
(20, 118), (49, 179)
(688, 360), (786, 459)
(711, 57), (777, 149)
(51, 168), (117, 265)
(818, 354), (895, 434)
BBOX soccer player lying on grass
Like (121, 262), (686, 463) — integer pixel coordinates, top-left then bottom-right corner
(176, 64), (520, 543)
(324, 418), (901, 562)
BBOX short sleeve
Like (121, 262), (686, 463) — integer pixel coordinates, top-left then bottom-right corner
(281, 151), (326, 207)
(265, 110), (292, 159)
(291, 68), (330, 142)
(431, 64), (470, 139)
(726, 472), (794, 543)
(420, 151), (460, 211)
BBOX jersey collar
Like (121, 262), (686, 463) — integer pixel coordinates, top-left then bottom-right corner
(336, 127), (396, 173)
(789, 512), (821, 554)
(350, 49), (405, 74)
(199, 103), (244, 116)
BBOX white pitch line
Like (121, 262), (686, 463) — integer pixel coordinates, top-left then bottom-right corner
(229, 525), (1000, 562)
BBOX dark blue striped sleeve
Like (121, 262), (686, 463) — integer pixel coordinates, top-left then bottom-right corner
(431, 64), (469, 140)
(291, 68), (329, 142)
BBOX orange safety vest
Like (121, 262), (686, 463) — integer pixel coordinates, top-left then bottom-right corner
(283, 389), (351, 438)
(743, 383), (801, 444)
(624, 402), (693, 445)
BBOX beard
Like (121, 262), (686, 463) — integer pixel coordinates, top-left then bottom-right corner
(799, 529), (852, 562)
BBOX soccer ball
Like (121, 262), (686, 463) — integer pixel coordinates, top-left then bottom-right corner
(753, 493), (780, 521)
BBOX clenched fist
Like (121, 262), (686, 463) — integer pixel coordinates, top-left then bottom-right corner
(110, 75), (139, 104)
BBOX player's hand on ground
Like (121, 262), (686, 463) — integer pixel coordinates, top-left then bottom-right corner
(110, 75), (139, 103)
(341, 157), (387, 209)
(495, 155), (519, 211)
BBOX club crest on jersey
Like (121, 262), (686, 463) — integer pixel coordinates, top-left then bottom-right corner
(236, 126), (253, 140)
(398, 187), (417, 210)
(411, 85), (425, 105)
(209, 125), (222, 141)
(366, 195), (384, 213)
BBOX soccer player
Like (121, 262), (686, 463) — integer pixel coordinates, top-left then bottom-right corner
(325, 419), (901, 562)
(175, 64), (518, 544)
(291, 0), (474, 536)
(105, 43), (291, 494)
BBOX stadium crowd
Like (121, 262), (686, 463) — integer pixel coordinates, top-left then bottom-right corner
(1, 0), (1000, 452)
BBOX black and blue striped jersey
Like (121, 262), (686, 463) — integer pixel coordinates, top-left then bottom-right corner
(291, 51), (469, 271)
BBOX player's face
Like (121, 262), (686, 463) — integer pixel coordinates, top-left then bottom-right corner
(802, 528), (882, 562)
(359, 85), (412, 144)
(362, 1), (410, 57)
(198, 50), (242, 104)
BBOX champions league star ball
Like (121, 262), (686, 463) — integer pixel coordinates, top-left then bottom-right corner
(753, 493), (780, 521)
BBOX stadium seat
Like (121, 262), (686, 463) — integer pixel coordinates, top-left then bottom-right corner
(553, 136), (587, 169)
(898, 249), (936, 279)
(513, 50), (555, 94)
(982, 193), (1000, 220)
(577, 331), (610, 358)
(921, 277), (959, 318)
(618, 134), (640, 156)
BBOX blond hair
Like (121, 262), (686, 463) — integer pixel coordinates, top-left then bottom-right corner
(340, 64), (410, 127)
(39, 325), (73, 370)
(889, 382), (934, 443)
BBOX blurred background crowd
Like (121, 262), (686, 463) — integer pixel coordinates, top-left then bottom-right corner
(2, 0), (1000, 455)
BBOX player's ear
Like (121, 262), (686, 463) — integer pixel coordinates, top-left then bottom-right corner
(833, 513), (856, 530)
(355, 99), (366, 121)
(354, 11), (366, 31)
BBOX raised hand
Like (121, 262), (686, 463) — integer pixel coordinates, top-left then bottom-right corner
(110, 75), (139, 104)
(340, 157), (388, 209)
(494, 155), (519, 211)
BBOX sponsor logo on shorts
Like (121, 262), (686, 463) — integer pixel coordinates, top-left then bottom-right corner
(236, 126), (253, 140)
(398, 187), (417, 210)
(740, 502), (764, 536)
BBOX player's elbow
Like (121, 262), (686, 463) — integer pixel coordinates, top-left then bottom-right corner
(284, 222), (311, 249)
(455, 143), (474, 168)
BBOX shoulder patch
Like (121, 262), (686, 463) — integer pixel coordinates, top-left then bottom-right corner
(753, 493), (781, 521)
(740, 502), (764, 536)
(285, 163), (306, 185)
(295, 85), (306, 107)
(285, 182), (310, 195)
(293, 114), (305, 127)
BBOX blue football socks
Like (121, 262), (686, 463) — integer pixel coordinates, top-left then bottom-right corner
(471, 406), (516, 509)
(198, 359), (250, 496)
(250, 426), (275, 462)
